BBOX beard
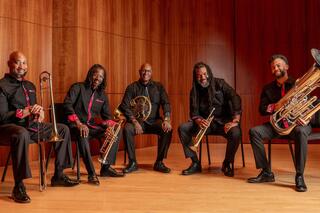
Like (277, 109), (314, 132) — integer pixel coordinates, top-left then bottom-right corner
(274, 69), (286, 79)
(197, 80), (209, 88)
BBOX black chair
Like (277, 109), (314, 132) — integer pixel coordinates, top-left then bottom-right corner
(46, 103), (81, 181)
(198, 125), (246, 168)
(1, 135), (47, 191)
(267, 110), (320, 168)
(198, 101), (246, 168)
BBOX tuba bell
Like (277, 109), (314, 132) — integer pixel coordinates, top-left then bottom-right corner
(270, 48), (320, 135)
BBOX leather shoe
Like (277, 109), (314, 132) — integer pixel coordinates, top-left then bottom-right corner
(295, 174), (307, 192)
(182, 162), (201, 175)
(100, 166), (125, 177)
(221, 161), (234, 177)
(51, 174), (79, 187)
(88, 175), (100, 185)
(248, 170), (275, 183)
(153, 161), (171, 173)
(123, 161), (138, 173)
(11, 184), (31, 203)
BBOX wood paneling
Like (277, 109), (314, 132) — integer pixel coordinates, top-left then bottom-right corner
(0, 0), (53, 165)
(2, 0), (320, 166)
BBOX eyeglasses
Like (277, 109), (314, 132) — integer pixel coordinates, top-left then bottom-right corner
(141, 69), (152, 73)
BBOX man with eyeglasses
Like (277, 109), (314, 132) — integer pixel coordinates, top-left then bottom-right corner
(119, 63), (172, 174)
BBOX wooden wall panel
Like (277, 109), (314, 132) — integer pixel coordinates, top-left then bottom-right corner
(0, 0), (53, 166)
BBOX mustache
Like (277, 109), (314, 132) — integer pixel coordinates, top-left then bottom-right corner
(274, 69), (286, 79)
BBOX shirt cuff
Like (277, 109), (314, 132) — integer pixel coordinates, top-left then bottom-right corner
(266, 104), (275, 113)
(68, 114), (79, 122)
(16, 109), (23, 119)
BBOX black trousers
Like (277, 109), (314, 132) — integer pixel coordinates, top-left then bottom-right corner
(249, 122), (311, 174)
(123, 119), (172, 162)
(71, 126), (121, 176)
(0, 123), (73, 182)
(178, 121), (241, 164)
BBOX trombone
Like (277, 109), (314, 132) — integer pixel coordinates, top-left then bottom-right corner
(37, 71), (63, 191)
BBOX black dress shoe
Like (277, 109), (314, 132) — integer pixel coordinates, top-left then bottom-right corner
(221, 161), (234, 177)
(88, 175), (100, 185)
(11, 184), (31, 203)
(295, 174), (307, 192)
(101, 166), (125, 177)
(153, 161), (171, 173)
(248, 170), (275, 183)
(51, 174), (79, 187)
(123, 161), (138, 173)
(182, 162), (201, 175)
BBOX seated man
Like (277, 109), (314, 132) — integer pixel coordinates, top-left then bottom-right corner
(248, 54), (312, 192)
(178, 62), (242, 177)
(119, 63), (172, 173)
(0, 51), (78, 203)
(64, 64), (124, 186)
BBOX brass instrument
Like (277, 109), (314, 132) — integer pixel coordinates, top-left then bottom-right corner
(130, 96), (152, 121)
(190, 108), (215, 152)
(98, 108), (125, 165)
(270, 48), (320, 135)
(98, 96), (151, 164)
(38, 71), (63, 191)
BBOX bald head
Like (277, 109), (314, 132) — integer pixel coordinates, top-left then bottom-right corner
(139, 63), (152, 84)
(7, 51), (28, 80)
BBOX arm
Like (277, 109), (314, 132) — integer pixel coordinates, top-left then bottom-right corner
(159, 84), (172, 132)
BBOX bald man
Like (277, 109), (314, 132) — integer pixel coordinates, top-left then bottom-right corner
(119, 63), (172, 174)
(0, 51), (78, 203)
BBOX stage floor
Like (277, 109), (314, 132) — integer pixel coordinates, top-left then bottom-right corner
(1, 143), (320, 213)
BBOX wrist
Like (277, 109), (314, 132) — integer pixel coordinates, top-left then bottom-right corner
(164, 117), (171, 122)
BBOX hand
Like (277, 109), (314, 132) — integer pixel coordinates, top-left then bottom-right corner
(37, 108), (45, 123)
(77, 123), (89, 138)
(133, 121), (143, 135)
(224, 121), (238, 134)
(195, 118), (209, 129)
(30, 104), (43, 115)
(162, 120), (172, 133)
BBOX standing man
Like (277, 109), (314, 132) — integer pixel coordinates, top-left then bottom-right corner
(64, 64), (124, 186)
(248, 54), (311, 192)
(119, 63), (172, 173)
(178, 62), (242, 177)
(0, 51), (78, 203)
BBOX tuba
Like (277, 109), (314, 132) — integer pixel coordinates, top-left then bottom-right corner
(270, 48), (320, 135)
(189, 107), (215, 152)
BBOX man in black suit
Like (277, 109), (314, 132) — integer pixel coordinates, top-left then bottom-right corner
(64, 64), (124, 186)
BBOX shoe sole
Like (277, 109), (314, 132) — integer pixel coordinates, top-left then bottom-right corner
(247, 178), (275, 183)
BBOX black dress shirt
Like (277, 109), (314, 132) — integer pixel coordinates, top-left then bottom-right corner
(0, 74), (37, 126)
(259, 77), (295, 116)
(63, 82), (112, 128)
(190, 78), (241, 124)
(119, 80), (171, 124)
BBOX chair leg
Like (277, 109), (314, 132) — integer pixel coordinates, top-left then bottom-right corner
(199, 140), (203, 165)
(240, 138), (245, 167)
(206, 135), (211, 165)
(38, 143), (46, 191)
(288, 139), (296, 169)
(1, 150), (11, 182)
(76, 143), (80, 181)
(268, 140), (272, 168)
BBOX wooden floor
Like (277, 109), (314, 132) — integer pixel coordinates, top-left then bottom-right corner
(1, 143), (320, 213)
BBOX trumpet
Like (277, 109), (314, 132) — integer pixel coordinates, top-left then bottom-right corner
(98, 108), (125, 165)
(189, 108), (215, 152)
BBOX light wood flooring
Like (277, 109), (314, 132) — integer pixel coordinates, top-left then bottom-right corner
(1, 143), (320, 213)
